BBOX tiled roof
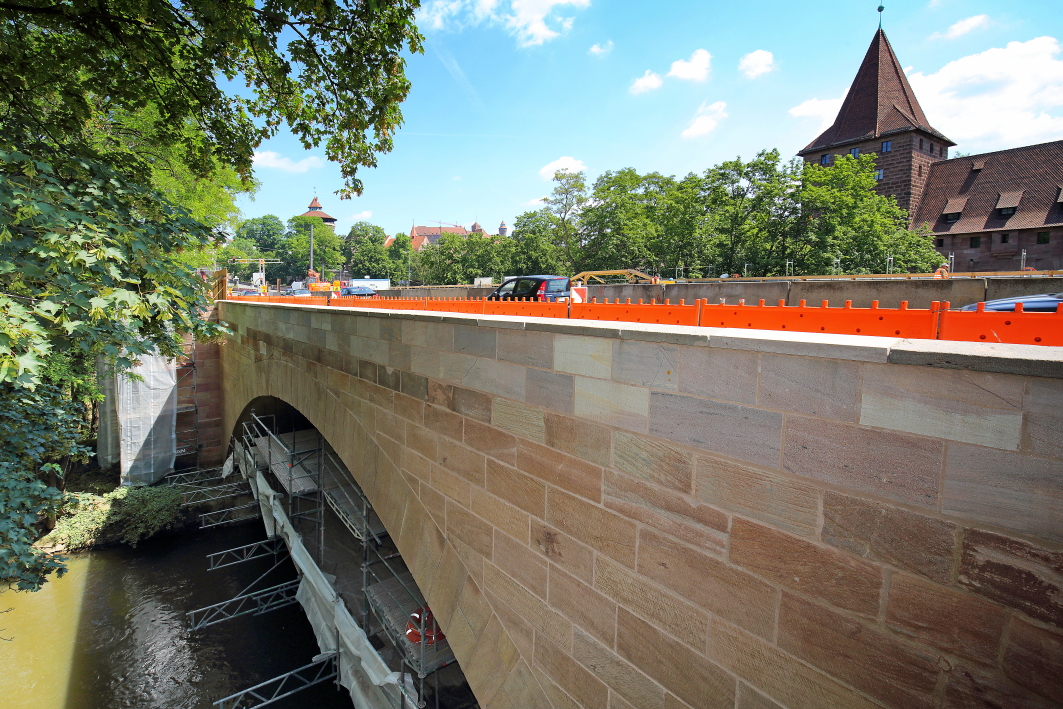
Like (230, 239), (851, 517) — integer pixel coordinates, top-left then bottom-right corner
(308, 197), (323, 209)
(799, 30), (953, 154)
(301, 209), (336, 222)
(912, 140), (1063, 235)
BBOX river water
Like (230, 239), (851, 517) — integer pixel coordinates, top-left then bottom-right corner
(0, 521), (354, 709)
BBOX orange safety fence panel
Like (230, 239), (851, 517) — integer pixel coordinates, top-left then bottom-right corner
(571, 299), (700, 326)
(939, 305), (1063, 346)
(424, 297), (486, 314)
(229, 295), (330, 306)
(698, 299), (939, 339)
(483, 299), (568, 318)
(330, 296), (427, 309)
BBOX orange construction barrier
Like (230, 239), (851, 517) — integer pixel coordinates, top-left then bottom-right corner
(939, 303), (1063, 346)
(483, 298), (568, 318)
(571, 298), (700, 326)
(224, 294), (1062, 347)
(698, 299), (940, 339)
(424, 297), (486, 314)
(330, 296), (427, 310)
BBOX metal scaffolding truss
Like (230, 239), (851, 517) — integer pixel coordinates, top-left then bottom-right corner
(180, 480), (252, 507)
(164, 467), (225, 488)
(207, 537), (288, 571)
(199, 502), (261, 529)
(241, 413), (326, 563)
(212, 653), (338, 709)
(187, 578), (300, 630)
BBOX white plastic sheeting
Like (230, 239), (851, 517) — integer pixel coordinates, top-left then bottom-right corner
(96, 354), (177, 486)
(246, 467), (397, 709)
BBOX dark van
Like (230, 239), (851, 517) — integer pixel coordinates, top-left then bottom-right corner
(487, 276), (571, 302)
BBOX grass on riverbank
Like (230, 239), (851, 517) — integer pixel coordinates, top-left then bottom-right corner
(38, 467), (186, 552)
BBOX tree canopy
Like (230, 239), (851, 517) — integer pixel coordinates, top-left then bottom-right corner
(412, 152), (940, 284)
(1, 0), (423, 590)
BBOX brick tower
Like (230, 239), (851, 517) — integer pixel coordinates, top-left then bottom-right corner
(798, 30), (955, 213)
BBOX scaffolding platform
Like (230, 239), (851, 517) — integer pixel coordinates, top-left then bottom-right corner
(251, 430), (321, 496)
(365, 572), (456, 678)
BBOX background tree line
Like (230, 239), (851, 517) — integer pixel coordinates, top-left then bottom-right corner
(399, 150), (941, 285)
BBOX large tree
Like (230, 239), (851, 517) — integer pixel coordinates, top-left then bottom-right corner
(1, 0), (423, 590)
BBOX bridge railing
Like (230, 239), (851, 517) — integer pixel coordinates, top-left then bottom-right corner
(225, 295), (1063, 346)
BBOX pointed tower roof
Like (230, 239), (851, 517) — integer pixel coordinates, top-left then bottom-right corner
(799, 30), (953, 154)
(308, 196), (323, 209)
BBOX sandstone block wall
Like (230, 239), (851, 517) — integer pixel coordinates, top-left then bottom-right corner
(219, 301), (1063, 709)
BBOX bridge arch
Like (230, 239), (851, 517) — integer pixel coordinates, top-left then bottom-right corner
(220, 302), (1063, 709)
(223, 353), (542, 708)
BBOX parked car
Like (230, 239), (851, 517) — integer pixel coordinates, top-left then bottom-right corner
(338, 286), (378, 298)
(960, 293), (1063, 312)
(289, 288), (313, 296)
(487, 276), (571, 302)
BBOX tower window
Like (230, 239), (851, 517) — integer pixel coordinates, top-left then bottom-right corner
(929, 144), (935, 155)
(820, 154), (830, 165)
(874, 169), (884, 180)
(919, 165), (923, 176)
(881, 140), (892, 152)
(970, 236), (981, 248)
(935, 239), (944, 247)
(1037, 232), (1050, 244)
(850, 148), (860, 157)
(919, 138), (925, 150)
(1000, 233), (1010, 244)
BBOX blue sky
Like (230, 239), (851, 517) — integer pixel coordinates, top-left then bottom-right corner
(237, 0), (1063, 237)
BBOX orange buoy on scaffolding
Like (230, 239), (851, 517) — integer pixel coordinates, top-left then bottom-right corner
(405, 607), (445, 645)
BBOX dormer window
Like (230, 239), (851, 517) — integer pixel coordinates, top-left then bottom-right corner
(941, 196), (967, 223)
(995, 191), (1023, 217)
(850, 148), (860, 157)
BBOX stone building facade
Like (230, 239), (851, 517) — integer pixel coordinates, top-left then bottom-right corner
(799, 30), (1063, 272)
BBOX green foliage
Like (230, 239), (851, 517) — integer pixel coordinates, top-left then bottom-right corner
(346, 221), (393, 279)
(0, 138), (224, 385)
(0, 463), (66, 591)
(43, 485), (184, 551)
(237, 216), (287, 253)
(281, 216), (343, 281)
(411, 152), (938, 284)
(1, 0), (423, 196)
(386, 233), (415, 283)
(419, 232), (515, 285)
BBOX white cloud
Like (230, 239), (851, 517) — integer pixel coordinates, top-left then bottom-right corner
(589, 40), (614, 56)
(538, 156), (586, 180)
(630, 70), (663, 94)
(788, 93), (846, 132)
(908, 36), (1063, 151)
(681, 101), (728, 138)
(523, 196), (548, 206)
(668, 49), (712, 82)
(929, 14), (990, 40)
(452, 175), (462, 181)
(419, 0), (589, 47)
(252, 151), (324, 173)
(739, 50), (775, 79)
(349, 211), (373, 221)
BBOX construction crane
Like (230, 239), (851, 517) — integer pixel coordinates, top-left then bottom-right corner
(570, 269), (656, 285)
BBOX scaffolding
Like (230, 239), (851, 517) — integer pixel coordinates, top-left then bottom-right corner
(236, 418), (460, 709)
(175, 340), (200, 469)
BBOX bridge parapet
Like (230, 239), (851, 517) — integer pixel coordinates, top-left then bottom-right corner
(220, 301), (1063, 709)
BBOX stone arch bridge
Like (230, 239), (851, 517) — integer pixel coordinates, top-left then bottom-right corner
(217, 300), (1062, 709)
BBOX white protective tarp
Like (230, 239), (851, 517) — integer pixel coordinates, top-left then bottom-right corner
(244, 466), (395, 709)
(96, 353), (177, 486)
